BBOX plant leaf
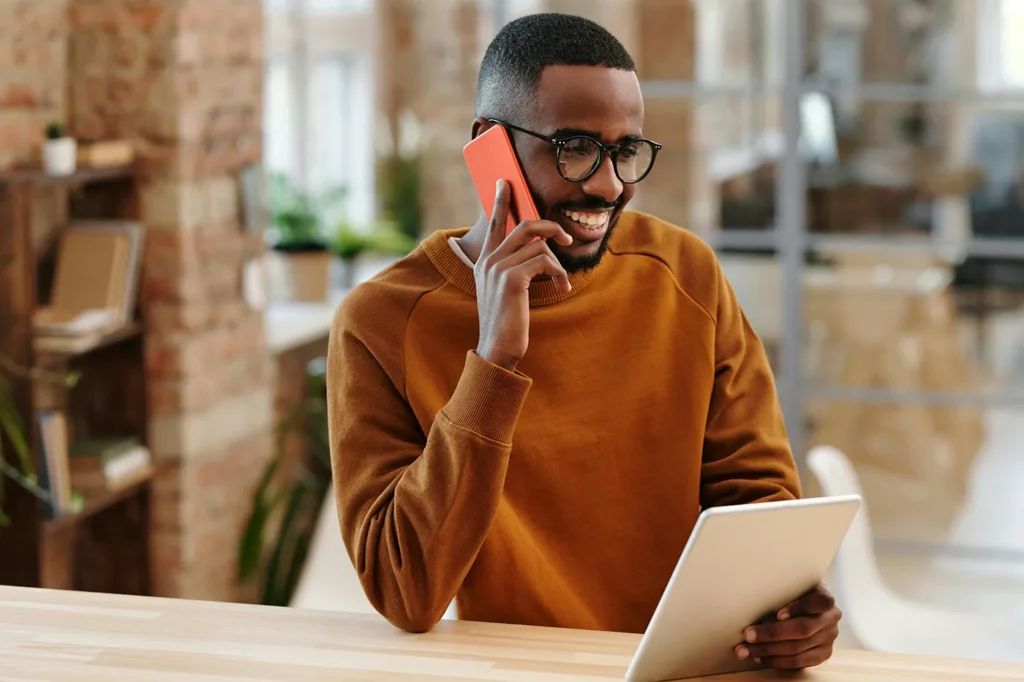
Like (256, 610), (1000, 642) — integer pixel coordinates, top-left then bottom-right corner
(0, 378), (31, 474)
(237, 482), (287, 582)
(261, 482), (310, 606)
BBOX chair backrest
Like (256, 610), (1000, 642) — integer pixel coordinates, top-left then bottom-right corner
(806, 446), (894, 609)
(291, 492), (458, 621)
(290, 492), (380, 614)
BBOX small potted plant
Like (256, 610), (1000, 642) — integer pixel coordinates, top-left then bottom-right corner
(332, 222), (370, 290)
(268, 174), (346, 302)
(332, 220), (418, 290)
(42, 123), (77, 176)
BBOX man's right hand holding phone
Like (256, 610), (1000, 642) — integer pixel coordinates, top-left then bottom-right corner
(473, 179), (573, 372)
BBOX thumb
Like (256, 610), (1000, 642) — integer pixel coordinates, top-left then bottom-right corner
(778, 584), (834, 621)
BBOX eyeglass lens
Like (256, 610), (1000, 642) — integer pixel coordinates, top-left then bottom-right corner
(557, 137), (655, 183)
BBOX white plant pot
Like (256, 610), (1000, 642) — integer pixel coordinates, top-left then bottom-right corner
(43, 137), (77, 176)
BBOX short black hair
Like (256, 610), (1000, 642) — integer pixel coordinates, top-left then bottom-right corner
(475, 13), (636, 122)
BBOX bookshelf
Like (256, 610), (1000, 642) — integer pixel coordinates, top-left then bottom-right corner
(0, 165), (152, 596)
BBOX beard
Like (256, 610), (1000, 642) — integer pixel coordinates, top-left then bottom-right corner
(554, 212), (620, 274)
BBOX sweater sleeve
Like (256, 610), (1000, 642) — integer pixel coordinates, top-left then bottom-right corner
(327, 300), (531, 633)
(700, 262), (802, 508)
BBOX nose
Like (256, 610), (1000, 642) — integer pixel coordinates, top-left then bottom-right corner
(580, 153), (623, 204)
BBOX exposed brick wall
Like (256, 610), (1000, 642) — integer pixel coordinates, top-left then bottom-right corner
(0, 0), (69, 171)
(68, 0), (272, 602)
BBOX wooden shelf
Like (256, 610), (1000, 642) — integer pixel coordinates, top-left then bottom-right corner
(43, 468), (153, 534)
(33, 322), (142, 358)
(0, 165), (134, 187)
(0, 153), (149, 593)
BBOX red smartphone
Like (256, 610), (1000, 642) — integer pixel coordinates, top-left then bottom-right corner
(463, 124), (541, 236)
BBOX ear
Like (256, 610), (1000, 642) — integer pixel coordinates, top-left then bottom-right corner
(470, 116), (496, 141)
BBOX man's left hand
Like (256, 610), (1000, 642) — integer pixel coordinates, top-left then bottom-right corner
(734, 584), (841, 670)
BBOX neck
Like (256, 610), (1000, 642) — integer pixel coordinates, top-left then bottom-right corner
(455, 214), (491, 264)
(457, 215), (556, 281)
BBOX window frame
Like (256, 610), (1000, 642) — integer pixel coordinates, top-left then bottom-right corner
(263, 0), (377, 228)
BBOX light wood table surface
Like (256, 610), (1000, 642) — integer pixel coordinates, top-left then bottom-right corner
(1, 586), (1022, 681)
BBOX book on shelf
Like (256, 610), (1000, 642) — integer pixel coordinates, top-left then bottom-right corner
(33, 222), (144, 347)
(76, 139), (134, 169)
(68, 437), (153, 498)
(36, 411), (71, 518)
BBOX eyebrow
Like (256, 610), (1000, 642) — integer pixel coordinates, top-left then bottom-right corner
(550, 127), (642, 143)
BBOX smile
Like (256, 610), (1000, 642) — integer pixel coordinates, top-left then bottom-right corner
(561, 209), (610, 229)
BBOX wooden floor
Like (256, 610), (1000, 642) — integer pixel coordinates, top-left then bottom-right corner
(3, 586), (1024, 681)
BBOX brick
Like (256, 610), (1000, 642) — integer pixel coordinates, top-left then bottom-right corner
(148, 352), (271, 416)
(149, 387), (274, 462)
(204, 175), (240, 223)
(0, 81), (40, 108)
(172, 30), (202, 65)
(0, 110), (44, 158)
(140, 178), (206, 230)
(127, 1), (168, 31)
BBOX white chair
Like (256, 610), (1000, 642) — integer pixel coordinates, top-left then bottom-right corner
(290, 492), (457, 621)
(807, 445), (1024, 662)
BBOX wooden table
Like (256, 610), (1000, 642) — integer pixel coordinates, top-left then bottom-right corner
(1, 586), (1022, 681)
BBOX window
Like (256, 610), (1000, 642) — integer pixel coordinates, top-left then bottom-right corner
(263, 0), (375, 229)
(999, 0), (1024, 86)
(979, 0), (1024, 91)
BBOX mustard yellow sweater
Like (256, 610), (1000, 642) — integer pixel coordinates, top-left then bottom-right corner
(327, 211), (800, 634)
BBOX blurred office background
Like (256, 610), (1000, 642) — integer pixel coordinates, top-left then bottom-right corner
(0, 0), (1022, 661)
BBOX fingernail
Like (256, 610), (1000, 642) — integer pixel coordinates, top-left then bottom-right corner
(744, 628), (757, 642)
(736, 646), (749, 660)
(754, 658), (762, 664)
(495, 179), (503, 191)
(778, 609), (790, 621)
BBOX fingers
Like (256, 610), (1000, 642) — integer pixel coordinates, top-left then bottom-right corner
(489, 219), (572, 262)
(507, 252), (571, 294)
(735, 591), (843, 672)
(778, 584), (835, 621)
(755, 638), (836, 670)
(742, 605), (841, 644)
(758, 629), (836, 670)
(735, 624), (839, 664)
(481, 179), (512, 258)
(498, 238), (559, 269)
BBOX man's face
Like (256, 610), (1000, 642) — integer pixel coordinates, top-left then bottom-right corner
(479, 65), (646, 273)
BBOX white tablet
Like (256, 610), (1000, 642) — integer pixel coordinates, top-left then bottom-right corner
(625, 495), (861, 682)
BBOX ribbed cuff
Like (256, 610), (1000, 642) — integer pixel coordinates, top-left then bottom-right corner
(441, 351), (532, 445)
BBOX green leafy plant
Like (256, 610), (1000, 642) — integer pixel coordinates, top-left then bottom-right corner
(45, 123), (65, 141)
(369, 220), (419, 255)
(237, 358), (332, 607)
(333, 222), (371, 261)
(268, 173), (347, 253)
(332, 220), (418, 262)
(0, 355), (81, 526)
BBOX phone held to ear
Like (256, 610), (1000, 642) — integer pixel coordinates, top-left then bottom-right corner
(463, 124), (541, 236)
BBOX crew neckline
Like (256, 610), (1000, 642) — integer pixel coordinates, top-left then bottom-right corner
(422, 228), (603, 307)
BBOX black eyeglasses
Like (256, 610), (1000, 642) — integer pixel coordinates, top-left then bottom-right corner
(489, 119), (662, 185)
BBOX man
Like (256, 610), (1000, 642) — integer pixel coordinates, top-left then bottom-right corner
(327, 12), (841, 671)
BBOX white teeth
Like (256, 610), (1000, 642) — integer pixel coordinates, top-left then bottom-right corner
(562, 209), (608, 228)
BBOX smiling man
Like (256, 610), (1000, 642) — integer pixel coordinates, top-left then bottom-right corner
(327, 12), (841, 671)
